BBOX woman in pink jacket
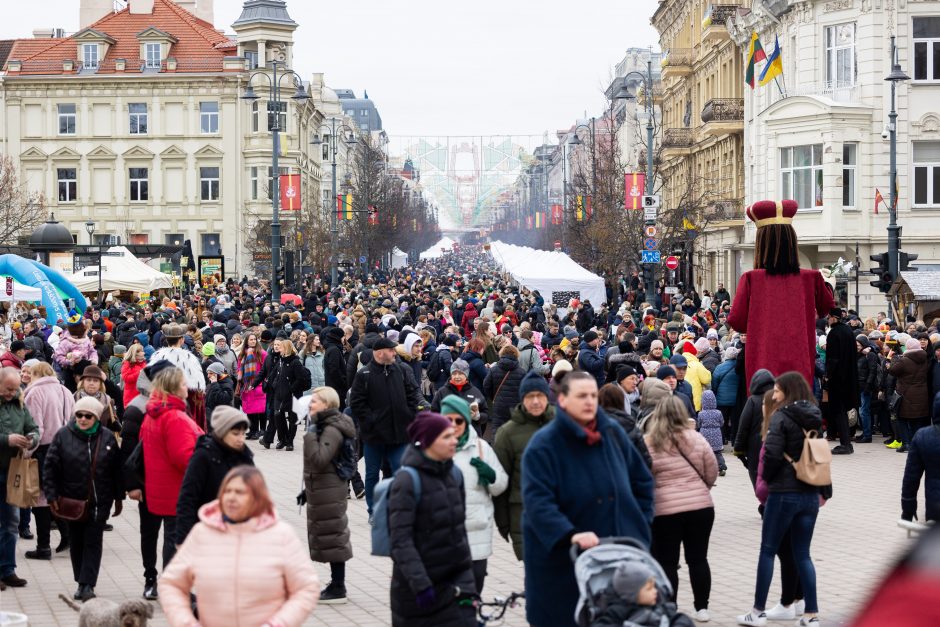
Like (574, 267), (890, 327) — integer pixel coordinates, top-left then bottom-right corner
(237, 333), (267, 440)
(22, 362), (74, 558)
(160, 466), (319, 627)
(644, 395), (719, 622)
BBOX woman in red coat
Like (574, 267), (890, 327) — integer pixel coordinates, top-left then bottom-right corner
(134, 361), (203, 597)
(727, 200), (834, 389)
(121, 344), (147, 409)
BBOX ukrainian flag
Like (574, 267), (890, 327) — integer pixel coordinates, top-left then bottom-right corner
(759, 35), (783, 86)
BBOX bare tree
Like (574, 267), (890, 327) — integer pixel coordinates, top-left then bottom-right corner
(0, 156), (46, 244)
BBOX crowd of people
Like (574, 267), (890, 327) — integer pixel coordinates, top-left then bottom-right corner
(0, 244), (936, 627)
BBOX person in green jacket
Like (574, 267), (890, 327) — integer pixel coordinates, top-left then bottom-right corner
(493, 369), (554, 560)
(0, 366), (40, 588)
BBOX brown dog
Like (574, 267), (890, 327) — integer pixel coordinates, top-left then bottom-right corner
(59, 593), (153, 627)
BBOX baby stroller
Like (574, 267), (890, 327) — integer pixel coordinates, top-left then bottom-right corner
(571, 537), (672, 627)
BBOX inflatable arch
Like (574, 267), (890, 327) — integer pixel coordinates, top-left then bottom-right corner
(0, 255), (86, 324)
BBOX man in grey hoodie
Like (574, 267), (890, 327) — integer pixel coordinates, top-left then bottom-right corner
(516, 330), (549, 375)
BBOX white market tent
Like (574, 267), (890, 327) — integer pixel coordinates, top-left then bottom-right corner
(419, 236), (456, 260)
(488, 240), (607, 308)
(68, 246), (173, 294)
(0, 278), (42, 303)
(390, 247), (409, 269)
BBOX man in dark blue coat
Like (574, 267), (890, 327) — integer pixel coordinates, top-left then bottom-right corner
(577, 330), (606, 388)
(522, 372), (654, 627)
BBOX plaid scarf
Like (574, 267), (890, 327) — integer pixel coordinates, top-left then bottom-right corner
(240, 351), (261, 380)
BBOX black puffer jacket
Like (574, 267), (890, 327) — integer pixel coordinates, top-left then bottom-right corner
(857, 339), (880, 394)
(430, 380), (489, 428)
(762, 400), (824, 494)
(389, 445), (475, 625)
(205, 374), (235, 420)
(605, 407), (653, 469)
(346, 331), (381, 386)
(260, 353), (309, 414)
(323, 333), (348, 403)
(43, 421), (124, 524)
(482, 356), (525, 435)
(733, 368), (776, 488)
(349, 360), (424, 445)
(175, 434), (254, 543)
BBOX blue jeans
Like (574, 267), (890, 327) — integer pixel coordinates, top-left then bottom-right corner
(754, 492), (819, 614)
(859, 391), (872, 438)
(363, 442), (406, 514)
(0, 471), (19, 577)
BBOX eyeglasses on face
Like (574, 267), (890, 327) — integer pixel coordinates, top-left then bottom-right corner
(75, 412), (96, 420)
(449, 417), (466, 426)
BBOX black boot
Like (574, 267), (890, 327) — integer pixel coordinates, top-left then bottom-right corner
(320, 581), (347, 604)
(25, 547), (51, 560)
(144, 578), (158, 600)
(351, 472), (365, 499)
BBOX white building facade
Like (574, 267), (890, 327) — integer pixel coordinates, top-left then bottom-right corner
(731, 0), (940, 316)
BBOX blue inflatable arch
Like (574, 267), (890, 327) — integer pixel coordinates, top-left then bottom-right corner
(0, 255), (85, 324)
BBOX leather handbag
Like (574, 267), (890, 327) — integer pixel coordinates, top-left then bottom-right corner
(56, 436), (102, 522)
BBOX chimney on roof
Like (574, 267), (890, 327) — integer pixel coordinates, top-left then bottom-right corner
(173, 0), (214, 24)
(129, 0), (155, 14)
(79, 0), (114, 29)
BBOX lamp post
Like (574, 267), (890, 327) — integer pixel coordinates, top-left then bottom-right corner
(311, 119), (358, 287)
(568, 118), (596, 199)
(617, 58), (657, 300)
(84, 220), (101, 305)
(885, 35), (909, 288)
(240, 60), (310, 302)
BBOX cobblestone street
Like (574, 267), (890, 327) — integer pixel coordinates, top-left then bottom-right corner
(0, 439), (915, 626)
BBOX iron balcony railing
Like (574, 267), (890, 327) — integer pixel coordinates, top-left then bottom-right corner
(701, 98), (744, 123)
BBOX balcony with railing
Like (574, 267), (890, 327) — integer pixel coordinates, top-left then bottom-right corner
(703, 199), (744, 225)
(700, 98), (744, 136)
(661, 128), (694, 157)
(701, 4), (740, 41)
(660, 48), (693, 79)
(769, 82), (861, 106)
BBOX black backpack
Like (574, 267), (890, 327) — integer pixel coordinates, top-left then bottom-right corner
(427, 350), (448, 382)
(333, 434), (358, 481)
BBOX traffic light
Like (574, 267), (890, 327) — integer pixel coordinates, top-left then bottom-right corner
(900, 251), (918, 273)
(276, 265), (285, 286)
(869, 252), (893, 293)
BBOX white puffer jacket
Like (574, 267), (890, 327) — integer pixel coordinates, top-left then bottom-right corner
(453, 425), (509, 560)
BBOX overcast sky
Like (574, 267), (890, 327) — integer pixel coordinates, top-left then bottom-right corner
(5, 0), (660, 138)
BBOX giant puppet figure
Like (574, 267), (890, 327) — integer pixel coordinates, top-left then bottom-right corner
(727, 200), (835, 387)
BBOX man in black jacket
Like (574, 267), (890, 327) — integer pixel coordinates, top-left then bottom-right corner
(826, 308), (860, 454)
(349, 337), (426, 517)
(856, 335), (880, 444)
(323, 327), (348, 409)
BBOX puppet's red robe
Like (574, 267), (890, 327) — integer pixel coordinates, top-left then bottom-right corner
(727, 269), (834, 387)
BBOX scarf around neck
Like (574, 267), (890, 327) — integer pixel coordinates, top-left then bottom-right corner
(581, 419), (602, 446)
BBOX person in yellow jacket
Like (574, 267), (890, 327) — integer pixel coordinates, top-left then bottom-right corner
(674, 341), (712, 411)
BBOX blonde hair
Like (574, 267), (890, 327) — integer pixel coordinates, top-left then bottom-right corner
(124, 344), (144, 363)
(279, 338), (296, 357)
(151, 367), (186, 398)
(29, 362), (56, 380)
(761, 389), (778, 440)
(644, 396), (691, 453)
(312, 386), (340, 409)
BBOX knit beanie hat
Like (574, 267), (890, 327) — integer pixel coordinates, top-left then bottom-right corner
(74, 396), (104, 419)
(582, 330), (599, 344)
(518, 370), (550, 400)
(552, 359), (573, 378)
(407, 411), (453, 449)
(640, 378), (673, 410)
(213, 334), (227, 344)
(706, 328), (719, 340)
(450, 359), (470, 375)
(611, 561), (657, 603)
(211, 405), (249, 439)
(113, 344), (127, 357)
(694, 337), (710, 355)
(650, 339), (664, 351)
(616, 365), (638, 383)
(680, 340), (697, 356)
(656, 365), (677, 380)
(202, 342), (216, 356)
(905, 337), (923, 352)
(440, 395), (471, 422)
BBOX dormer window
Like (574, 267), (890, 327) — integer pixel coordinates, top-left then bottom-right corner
(145, 43), (161, 69)
(82, 44), (99, 69)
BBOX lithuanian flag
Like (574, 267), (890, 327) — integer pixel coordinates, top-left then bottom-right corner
(336, 194), (353, 220)
(745, 32), (766, 88)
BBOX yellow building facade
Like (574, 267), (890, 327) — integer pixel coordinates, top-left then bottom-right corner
(653, 0), (745, 293)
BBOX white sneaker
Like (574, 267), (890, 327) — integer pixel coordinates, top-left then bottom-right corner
(794, 600), (805, 617)
(765, 603), (795, 620)
(694, 608), (710, 622)
(797, 618), (819, 626)
(737, 611), (767, 626)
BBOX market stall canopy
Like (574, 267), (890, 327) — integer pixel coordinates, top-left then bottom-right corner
(390, 247), (409, 269)
(68, 246), (173, 294)
(0, 277), (42, 303)
(487, 240), (607, 309)
(419, 237), (456, 260)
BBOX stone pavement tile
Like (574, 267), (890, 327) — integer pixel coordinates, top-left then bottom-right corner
(0, 437), (916, 626)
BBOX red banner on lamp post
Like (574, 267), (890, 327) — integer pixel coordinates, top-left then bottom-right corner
(625, 172), (645, 210)
(279, 174), (301, 210)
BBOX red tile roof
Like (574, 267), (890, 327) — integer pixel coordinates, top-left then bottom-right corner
(6, 0), (236, 75)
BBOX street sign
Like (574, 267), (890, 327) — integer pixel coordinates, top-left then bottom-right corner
(359, 255), (367, 263)
(641, 250), (661, 264)
(644, 206), (657, 221)
(642, 195), (660, 209)
(644, 238), (658, 251)
(665, 255), (680, 270)
(664, 286), (679, 295)
(644, 225), (657, 237)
